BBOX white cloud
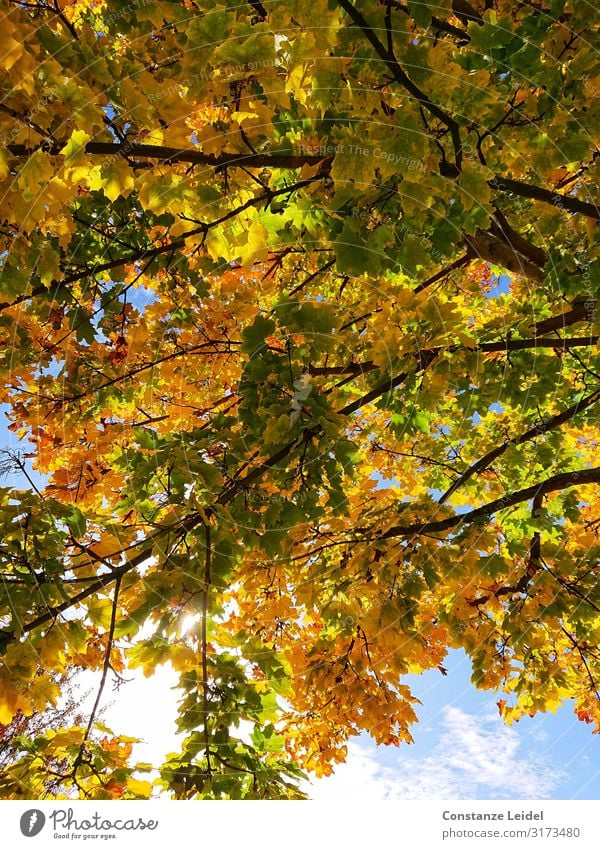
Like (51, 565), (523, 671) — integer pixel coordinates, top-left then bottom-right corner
(310, 706), (564, 800)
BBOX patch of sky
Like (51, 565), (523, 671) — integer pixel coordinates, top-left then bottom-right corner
(102, 103), (133, 139)
(485, 272), (511, 299)
(464, 401), (505, 427)
(122, 282), (158, 310)
(34, 352), (64, 380)
(0, 404), (47, 491)
(371, 470), (401, 491)
(443, 441), (464, 462)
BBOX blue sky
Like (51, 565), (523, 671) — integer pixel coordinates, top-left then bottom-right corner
(310, 649), (599, 800)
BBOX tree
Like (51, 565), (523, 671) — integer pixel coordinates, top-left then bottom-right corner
(0, 0), (598, 799)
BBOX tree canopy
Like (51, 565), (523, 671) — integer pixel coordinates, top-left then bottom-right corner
(0, 0), (598, 800)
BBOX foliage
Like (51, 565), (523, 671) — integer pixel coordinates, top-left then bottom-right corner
(0, 668), (87, 778)
(0, 0), (598, 798)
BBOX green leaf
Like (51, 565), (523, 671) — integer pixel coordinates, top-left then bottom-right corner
(409, 1), (432, 28)
(241, 315), (276, 355)
(66, 506), (86, 539)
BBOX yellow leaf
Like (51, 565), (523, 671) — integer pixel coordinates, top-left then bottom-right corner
(205, 226), (235, 262)
(143, 128), (165, 146)
(286, 66), (308, 104)
(0, 673), (32, 724)
(29, 675), (61, 712)
(126, 777), (153, 798)
(458, 167), (492, 212)
(169, 644), (196, 672)
(36, 243), (61, 287)
(0, 148), (9, 180)
(60, 130), (91, 163)
(586, 217), (596, 245)
(0, 701), (17, 726)
(0, 28), (23, 71)
(238, 220), (269, 267)
(88, 161), (135, 202)
(87, 598), (115, 629)
(17, 150), (55, 194)
(263, 413), (291, 446)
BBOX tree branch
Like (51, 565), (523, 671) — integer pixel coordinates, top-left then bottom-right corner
(6, 141), (326, 170)
(533, 299), (596, 335)
(79, 575), (122, 750)
(474, 336), (598, 353)
(382, 467), (600, 539)
(413, 253), (471, 293)
(0, 548), (149, 646)
(7, 140), (598, 221)
(489, 176), (600, 220)
(389, 1), (471, 42)
(464, 230), (545, 283)
(439, 389), (600, 503)
(57, 340), (241, 403)
(1, 340), (597, 646)
(336, 0), (463, 169)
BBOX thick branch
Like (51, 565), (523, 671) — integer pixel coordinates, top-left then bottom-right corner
(474, 336), (598, 352)
(533, 300), (596, 335)
(414, 253), (471, 293)
(210, 333), (596, 503)
(389, 1), (471, 42)
(489, 176), (600, 221)
(7, 141), (597, 223)
(0, 548), (150, 646)
(59, 340), (240, 403)
(305, 335), (599, 379)
(465, 230), (545, 283)
(382, 467), (600, 539)
(6, 141), (326, 170)
(248, 0), (268, 20)
(490, 210), (548, 268)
